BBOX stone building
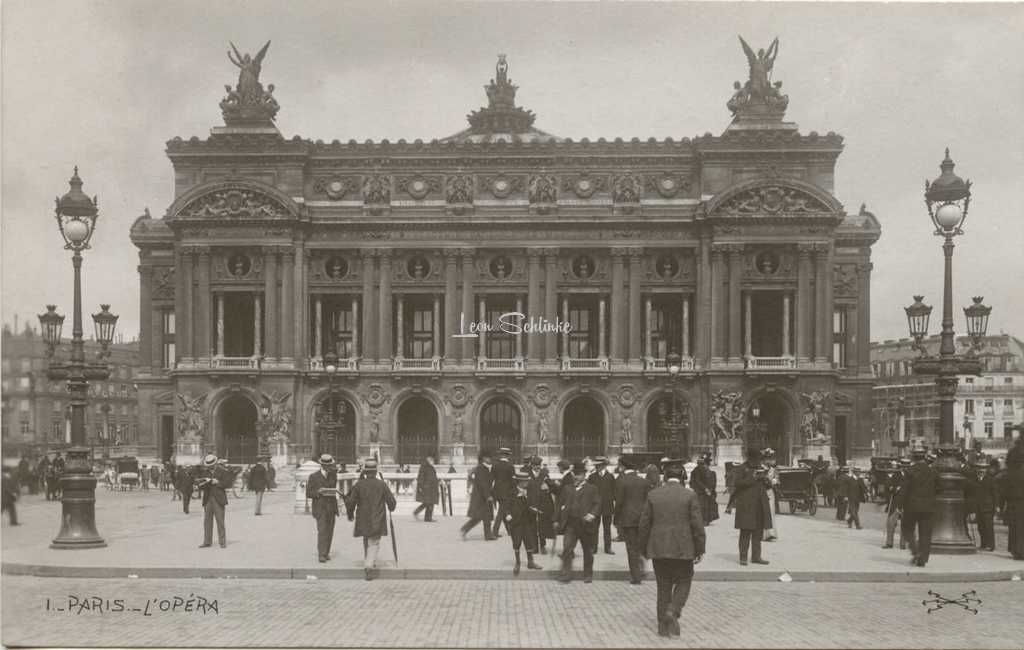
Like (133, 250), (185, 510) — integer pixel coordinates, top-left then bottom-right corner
(1, 325), (141, 458)
(130, 41), (880, 469)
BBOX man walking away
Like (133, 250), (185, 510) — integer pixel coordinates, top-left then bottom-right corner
(732, 447), (771, 566)
(177, 466), (195, 514)
(306, 454), (340, 562)
(557, 461), (601, 584)
(461, 451), (495, 540)
(196, 454), (233, 548)
(250, 457), (269, 516)
(345, 458), (397, 580)
(413, 456), (439, 522)
(970, 457), (998, 551)
(834, 465), (848, 521)
(590, 456), (617, 555)
(506, 469), (543, 575)
(615, 455), (651, 584)
(883, 458), (912, 549)
(845, 467), (867, 529)
(899, 445), (941, 567)
(490, 448), (516, 539)
(639, 458), (705, 638)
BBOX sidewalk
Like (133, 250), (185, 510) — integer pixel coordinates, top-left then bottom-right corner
(3, 487), (1021, 582)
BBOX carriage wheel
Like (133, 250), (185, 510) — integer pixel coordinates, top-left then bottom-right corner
(788, 500), (796, 514)
(809, 499), (818, 516)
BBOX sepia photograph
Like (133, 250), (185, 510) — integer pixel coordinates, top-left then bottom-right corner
(1, 1), (1023, 648)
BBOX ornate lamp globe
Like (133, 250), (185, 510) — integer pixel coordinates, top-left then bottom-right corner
(925, 149), (971, 235)
(55, 167), (99, 251)
(904, 295), (933, 340)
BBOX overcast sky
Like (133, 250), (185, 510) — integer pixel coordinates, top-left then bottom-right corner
(3, 1), (1022, 345)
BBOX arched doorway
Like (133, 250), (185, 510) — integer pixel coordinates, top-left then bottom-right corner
(218, 394), (259, 464)
(314, 392), (357, 464)
(396, 397), (438, 464)
(562, 396), (605, 461)
(646, 393), (690, 458)
(746, 393), (794, 464)
(480, 398), (522, 461)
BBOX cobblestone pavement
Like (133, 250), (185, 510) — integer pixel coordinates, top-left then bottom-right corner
(3, 576), (1021, 648)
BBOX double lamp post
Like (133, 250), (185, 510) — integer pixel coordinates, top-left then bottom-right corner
(903, 150), (992, 555)
(37, 168), (119, 549)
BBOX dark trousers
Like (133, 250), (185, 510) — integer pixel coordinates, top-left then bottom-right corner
(1008, 502), (1024, 558)
(738, 528), (764, 562)
(2, 500), (17, 525)
(591, 512), (613, 552)
(492, 498), (511, 537)
(461, 505), (495, 539)
(182, 491), (192, 514)
(413, 503), (435, 521)
(652, 558), (694, 620)
(203, 500), (226, 546)
(254, 490), (264, 515)
(976, 511), (995, 550)
(902, 511), (934, 564)
(835, 497), (847, 520)
(622, 526), (645, 582)
(560, 518), (594, 578)
(315, 510), (336, 559)
(846, 500), (862, 528)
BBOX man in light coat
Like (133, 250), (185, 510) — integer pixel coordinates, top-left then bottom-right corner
(639, 458), (705, 638)
(345, 457), (397, 580)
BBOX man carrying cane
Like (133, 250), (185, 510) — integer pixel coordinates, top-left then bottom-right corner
(345, 458), (397, 580)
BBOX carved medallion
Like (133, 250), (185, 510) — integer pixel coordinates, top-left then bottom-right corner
(313, 176), (357, 200)
(489, 255), (513, 280)
(655, 255), (679, 279)
(755, 250), (780, 276)
(617, 384), (638, 409)
(645, 172), (692, 198)
(530, 384), (555, 409)
(562, 173), (607, 199)
(571, 255), (596, 280)
(481, 174), (523, 199)
(362, 383), (390, 409)
(396, 174), (441, 200)
(325, 256), (349, 280)
(406, 255), (431, 280)
(446, 384), (472, 409)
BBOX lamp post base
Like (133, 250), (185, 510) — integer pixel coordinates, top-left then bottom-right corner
(51, 448), (106, 550)
(929, 445), (976, 555)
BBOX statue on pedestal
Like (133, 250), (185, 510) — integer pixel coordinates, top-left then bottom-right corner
(176, 393), (207, 442)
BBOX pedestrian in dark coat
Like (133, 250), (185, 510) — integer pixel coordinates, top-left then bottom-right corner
(998, 446), (1024, 560)
(883, 459), (912, 549)
(461, 451), (496, 540)
(689, 453), (719, 525)
(506, 469), (543, 575)
(306, 454), (340, 562)
(344, 458), (397, 580)
(249, 458), (269, 516)
(843, 468), (867, 529)
(732, 447), (772, 566)
(490, 448), (516, 539)
(968, 458), (998, 551)
(898, 447), (941, 566)
(639, 459), (705, 638)
(834, 467), (849, 521)
(644, 463), (662, 489)
(526, 457), (555, 550)
(557, 461), (602, 583)
(615, 456), (652, 584)
(414, 456), (439, 522)
(196, 455), (233, 548)
(588, 456), (617, 555)
(2, 468), (20, 526)
(177, 466), (195, 514)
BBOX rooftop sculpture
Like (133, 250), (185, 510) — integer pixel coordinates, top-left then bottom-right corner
(728, 36), (790, 123)
(220, 40), (280, 127)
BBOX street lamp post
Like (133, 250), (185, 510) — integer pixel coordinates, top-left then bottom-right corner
(316, 352), (344, 459)
(38, 168), (118, 550)
(904, 150), (991, 555)
(664, 352), (688, 458)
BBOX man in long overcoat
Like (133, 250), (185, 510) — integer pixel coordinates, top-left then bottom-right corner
(883, 458), (912, 549)
(639, 459), (705, 638)
(968, 458), (998, 551)
(589, 456), (617, 555)
(306, 454), (340, 562)
(732, 447), (772, 566)
(557, 461), (602, 583)
(249, 457), (269, 516)
(899, 446), (941, 567)
(615, 455), (652, 584)
(490, 448), (516, 539)
(461, 451), (495, 540)
(345, 458), (397, 580)
(197, 454), (234, 548)
(413, 455), (439, 522)
(997, 442), (1024, 559)
(177, 465), (195, 514)
(526, 457), (556, 552)
(689, 453), (719, 526)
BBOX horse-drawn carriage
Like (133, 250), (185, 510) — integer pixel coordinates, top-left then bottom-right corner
(115, 456), (140, 490)
(775, 467), (818, 516)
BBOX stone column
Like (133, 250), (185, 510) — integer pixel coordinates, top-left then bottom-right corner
(695, 236), (711, 365)
(396, 294), (405, 359)
(254, 294), (262, 357)
(744, 291), (752, 358)
(857, 262), (873, 370)
(461, 249), (475, 361)
(598, 296), (606, 359)
(709, 244), (726, 362)
(526, 248), (543, 362)
(433, 295), (441, 359)
(515, 295), (524, 359)
(378, 249), (393, 361)
(176, 248), (191, 359)
(196, 247), (211, 360)
(644, 295), (653, 359)
(627, 247), (643, 363)
(293, 245), (306, 366)
(263, 248), (278, 359)
(361, 250), (376, 361)
(610, 248), (627, 362)
(314, 296), (323, 358)
(561, 296), (570, 360)
(138, 265), (153, 369)
(814, 244), (830, 363)
(216, 292), (225, 356)
(726, 245), (743, 363)
(544, 249), (559, 362)
(150, 299), (163, 370)
(280, 248), (295, 361)
(822, 244), (835, 366)
(478, 296), (487, 360)
(682, 295), (690, 358)
(444, 249), (460, 361)
(351, 297), (360, 359)
(796, 244), (813, 363)
(783, 292), (792, 357)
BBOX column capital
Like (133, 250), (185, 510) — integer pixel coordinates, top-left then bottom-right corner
(610, 246), (631, 258)
(280, 247), (295, 261)
(627, 246), (644, 258)
(376, 247), (394, 259)
(811, 242), (832, 256)
(526, 247), (547, 259)
(359, 248), (377, 259)
(711, 242), (743, 256)
(442, 247), (463, 259)
(796, 242), (816, 257)
(856, 261), (874, 276)
(459, 247), (476, 259)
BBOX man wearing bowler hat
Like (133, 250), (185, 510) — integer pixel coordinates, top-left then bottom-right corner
(490, 447), (516, 539)
(588, 456), (617, 555)
(899, 445), (941, 567)
(557, 460), (602, 583)
(615, 454), (652, 584)
(461, 450), (496, 541)
(732, 446), (771, 566)
(197, 454), (233, 548)
(306, 454), (340, 562)
(968, 456), (998, 551)
(345, 458), (397, 580)
(639, 458), (705, 637)
(883, 458), (913, 549)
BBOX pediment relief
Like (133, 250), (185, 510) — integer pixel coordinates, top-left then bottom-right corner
(706, 177), (843, 219)
(169, 180), (300, 222)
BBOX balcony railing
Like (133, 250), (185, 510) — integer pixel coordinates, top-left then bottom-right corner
(643, 356), (696, 372)
(560, 357), (610, 371)
(308, 357), (360, 372)
(212, 356), (260, 369)
(959, 383), (1018, 394)
(393, 357), (442, 371)
(744, 356), (797, 370)
(477, 357), (525, 371)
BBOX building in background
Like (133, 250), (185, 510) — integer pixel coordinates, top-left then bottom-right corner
(871, 334), (1024, 458)
(1, 325), (141, 460)
(130, 41), (879, 469)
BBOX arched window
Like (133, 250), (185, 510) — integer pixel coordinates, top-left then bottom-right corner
(480, 398), (522, 460)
